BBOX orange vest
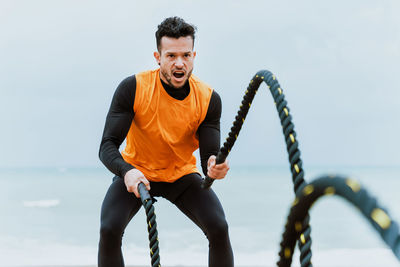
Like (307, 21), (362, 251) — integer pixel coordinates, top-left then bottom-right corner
(121, 69), (213, 182)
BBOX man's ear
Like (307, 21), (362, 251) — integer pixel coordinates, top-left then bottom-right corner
(154, 51), (160, 65)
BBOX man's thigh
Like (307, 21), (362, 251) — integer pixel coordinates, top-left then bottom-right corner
(172, 173), (227, 232)
(100, 176), (142, 232)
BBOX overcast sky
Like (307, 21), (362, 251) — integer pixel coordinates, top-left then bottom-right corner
(1, 0), (399, 168)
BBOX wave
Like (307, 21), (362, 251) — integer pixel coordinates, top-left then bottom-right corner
(23, 199), (60, 208)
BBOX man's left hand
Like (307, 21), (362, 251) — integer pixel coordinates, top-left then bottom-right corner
(207, 155), (230, 179)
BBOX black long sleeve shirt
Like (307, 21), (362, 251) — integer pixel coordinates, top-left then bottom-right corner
(99, 74), (221, 178)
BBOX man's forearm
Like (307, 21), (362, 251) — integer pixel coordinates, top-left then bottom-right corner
(99, 138), (135, 178)
(198, 126), (220, 175)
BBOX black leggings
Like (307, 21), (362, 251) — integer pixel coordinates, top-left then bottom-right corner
(98, 173), (234, 267)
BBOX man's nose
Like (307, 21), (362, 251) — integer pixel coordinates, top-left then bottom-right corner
(175, 57), (184, 68)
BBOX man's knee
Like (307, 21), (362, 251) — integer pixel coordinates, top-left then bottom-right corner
(206, 217), (229, 240)
(99, 223), (124, 247)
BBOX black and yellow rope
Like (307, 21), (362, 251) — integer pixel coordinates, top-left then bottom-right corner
(202, 70), (313, 267)
(138, 183), (161, 267)
(277, 175), (400, 266)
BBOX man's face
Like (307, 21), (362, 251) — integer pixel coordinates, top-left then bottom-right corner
(154, 36), (196, 89)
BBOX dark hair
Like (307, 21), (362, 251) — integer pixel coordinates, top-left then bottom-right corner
(155, 16), (197, 51)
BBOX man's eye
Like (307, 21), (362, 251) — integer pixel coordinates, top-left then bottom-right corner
(168, 55), (175, 58)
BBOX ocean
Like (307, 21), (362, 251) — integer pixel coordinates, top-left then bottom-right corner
(1, 166), (399, 266)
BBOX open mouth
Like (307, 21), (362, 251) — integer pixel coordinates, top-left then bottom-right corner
(173, 71), (185, 79)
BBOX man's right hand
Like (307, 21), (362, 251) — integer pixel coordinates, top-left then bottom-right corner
(124, 168), (150, 198)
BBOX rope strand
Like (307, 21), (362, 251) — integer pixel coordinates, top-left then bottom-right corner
(202, 70), (313, 267)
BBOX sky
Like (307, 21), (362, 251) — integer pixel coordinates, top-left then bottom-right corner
(1, 0), (399, 169)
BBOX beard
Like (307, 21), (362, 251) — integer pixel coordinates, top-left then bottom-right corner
(160, 68), (193, 89)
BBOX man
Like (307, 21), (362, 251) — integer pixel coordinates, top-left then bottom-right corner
(98, 16), (234, 267)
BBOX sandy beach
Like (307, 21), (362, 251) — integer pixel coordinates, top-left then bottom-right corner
(10, 266), (254, 267)
(13, 266), (266, 267)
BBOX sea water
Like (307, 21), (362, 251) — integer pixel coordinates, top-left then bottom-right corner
(0, 166), (399, 266)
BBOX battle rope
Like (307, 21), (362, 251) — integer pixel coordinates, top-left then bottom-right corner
(201, 70), (313, 267)
(135, 69), (400, 267)
(277, 175), (400, 267)
(138, 183), (161, 267)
